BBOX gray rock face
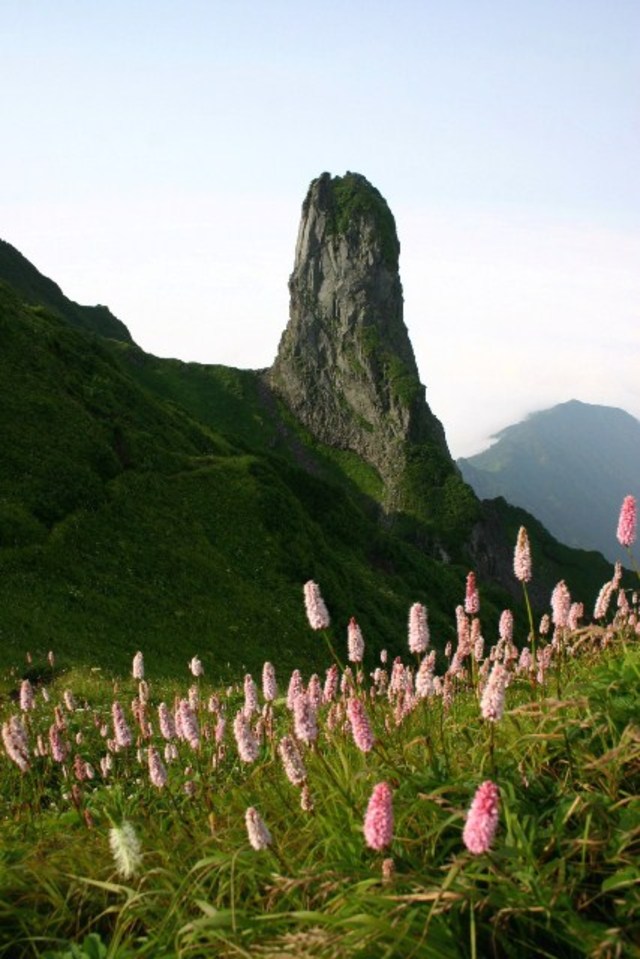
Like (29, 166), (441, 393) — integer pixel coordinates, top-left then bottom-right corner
(270, 172), (460, 522)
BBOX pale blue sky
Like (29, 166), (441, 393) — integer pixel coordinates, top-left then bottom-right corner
(3, 0), (639, 455)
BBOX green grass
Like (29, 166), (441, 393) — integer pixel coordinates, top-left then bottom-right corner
(0, 592), (638, 958)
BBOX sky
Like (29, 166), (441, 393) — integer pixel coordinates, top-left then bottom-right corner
(3, 0), (639, 457)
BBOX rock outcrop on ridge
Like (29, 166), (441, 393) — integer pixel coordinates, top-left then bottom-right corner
(270, 172), (475, 534)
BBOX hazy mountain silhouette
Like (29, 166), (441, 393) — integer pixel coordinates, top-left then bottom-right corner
(458, 400), (640, 564)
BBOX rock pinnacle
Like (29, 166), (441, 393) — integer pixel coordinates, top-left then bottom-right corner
(270, 171), (471, 531)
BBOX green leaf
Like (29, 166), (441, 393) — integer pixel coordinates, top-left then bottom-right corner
(602, 867), (640, 893)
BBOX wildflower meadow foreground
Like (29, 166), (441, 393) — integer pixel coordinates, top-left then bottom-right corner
(1, 511), (639, 958)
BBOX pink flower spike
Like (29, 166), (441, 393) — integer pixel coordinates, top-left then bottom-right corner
(408, 602), (429, 654)
(551, 580), (571, 628)
(233, 709), (259, 762)
(514, 526), (532, 582)
(49, 723), (68, 763)
(245, 807), (272, 851)
(617, 495), (637, 548)
(463, 781), (500, 855)
(148, 746), (168, 789)
(132, 651), (144, 680)
(480, 663), (507, 723)
(303, 580), (330, 630)
(347, 617), (365, 663)
(112, 701), (133, 749)
(2, 716), (30, 772)
(364, 782), (393, 851)
(189, 656), (204, 678)
(498, 609), (514, 644)
(347, 697), (375, 753)
(464, 572), (480, 615)
(19, 679), (34, 712)
(293, 692), (318, 745)
(278, 734), (307, 786)
(262, 662), (277, 702)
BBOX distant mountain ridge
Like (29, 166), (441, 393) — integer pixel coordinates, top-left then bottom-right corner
(0, 238), (132, 343)
(458, 400), (640, 563)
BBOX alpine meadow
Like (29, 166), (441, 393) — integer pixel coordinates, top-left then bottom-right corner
(0, 174), (638, 958)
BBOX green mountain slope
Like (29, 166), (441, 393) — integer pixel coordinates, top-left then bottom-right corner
(459, 400), (640, 564)
(0, 238), (132, 343)
(0, 243), (615, 683)
(0, 281), (487, 679)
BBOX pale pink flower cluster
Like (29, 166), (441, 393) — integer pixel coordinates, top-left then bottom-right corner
(2, 715), (30, 772)
(148, 746), (168, 788)
(278, 734), (307, 786)
(480, 663), (507, 723)
(551, 580), (571, 628)
(340, 667), (353, 696)
(112, 701), (133, 749)
(233, 710), (259, 762)
(464, 572), (480, 615)
(568, 602), (583, 631)
(594, 581), (614, 620)
(243, 675), (258, 717)
(293, 692), (318, 745)
(323, 664), (339, 702)
(158, 702), (176, 740)
(303, 580), (330, 630)
(415, 652), (436, 699)
(499, 610), (514, 644)
(408, 602), (429, 655)
(472, 625), (485, 663)
(49, 723), (68, 763)
(287, 669), (303, 709)
(306, 674), (322, 711)
(617, 494), (637, 548)
(214, 713), (226, 745)
(245, 807), (272, 850)
(346, 697), (375, 753)
(262, 662), (277, 702)
(20, 680), (34, 712)
(189, 656), (204, 678)
(463, 780), (500, 854)
(347, 617), (365, 663)
(176, 699), (200, 750)
(537, 645), (554, 685)
(517, 647), (533, 675)
(132, 651), (145, 680)
(513, 526), (532, 582)
(63, 690), (77, 712)
(364, 782), (393, 851)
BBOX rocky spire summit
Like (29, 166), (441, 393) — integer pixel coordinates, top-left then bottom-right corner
(270, 172), (471, 530)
